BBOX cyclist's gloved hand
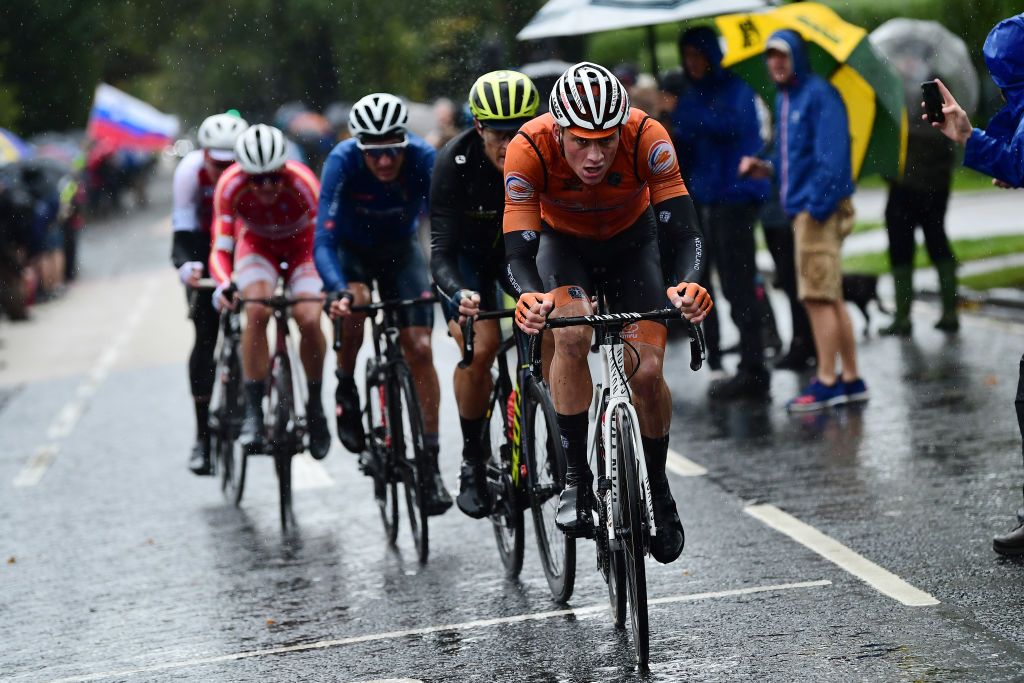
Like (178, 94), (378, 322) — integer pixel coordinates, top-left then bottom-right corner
(667, 282), (712, 324)
(455, 289), (481, 324)
(327, 290), (354, 320)
(514, 292), (554, 335)
(213, 282), (237, 312)
(178, 261), (203, 287)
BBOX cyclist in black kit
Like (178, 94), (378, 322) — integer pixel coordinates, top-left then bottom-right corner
(430, 69), (540, 518)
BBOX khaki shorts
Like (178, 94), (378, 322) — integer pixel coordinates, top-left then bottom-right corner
(793, 198), (855, 302)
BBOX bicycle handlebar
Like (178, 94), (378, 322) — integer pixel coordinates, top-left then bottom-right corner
(458, 308), (515, 369)
(541, 308), (707, 372)
(330, 294), (439, 353)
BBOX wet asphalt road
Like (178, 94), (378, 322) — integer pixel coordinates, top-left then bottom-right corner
(3, 177), (1024, 682)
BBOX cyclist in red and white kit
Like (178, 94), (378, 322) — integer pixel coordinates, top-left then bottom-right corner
(172, 112), (248, 475)
(209, 124), (331, 459)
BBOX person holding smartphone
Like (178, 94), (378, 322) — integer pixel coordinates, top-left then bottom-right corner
(930, 12), (1024, 556)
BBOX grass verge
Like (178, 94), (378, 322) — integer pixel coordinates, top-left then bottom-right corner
(842, 234), (1024, 276)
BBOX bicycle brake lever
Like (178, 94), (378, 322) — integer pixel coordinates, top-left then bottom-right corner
(459, 316), (475, 369)
(688, 322), (706, 372)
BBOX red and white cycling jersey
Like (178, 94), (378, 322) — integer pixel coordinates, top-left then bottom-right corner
(209, 160), (320, 286)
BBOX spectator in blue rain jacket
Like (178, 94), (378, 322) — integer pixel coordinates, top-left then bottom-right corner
(739, 29), (868, 413)
(672, 26), (772, 400)
(931, 12), (1024, 556)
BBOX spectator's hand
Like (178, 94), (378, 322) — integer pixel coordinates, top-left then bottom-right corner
(327, 291), (354, 320)
(456, 289), (481, 325)
(514, 292), (554, 335)
(739, 156), (772, 179)
(667, 282), (713, 324)
(178, 261), (203, 288)
(927, 79), (973, 146)
(213, 282), (237, 312)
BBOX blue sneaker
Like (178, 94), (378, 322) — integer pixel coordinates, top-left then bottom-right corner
(787, 378), (846, 412)
(842, 377), (869, 403)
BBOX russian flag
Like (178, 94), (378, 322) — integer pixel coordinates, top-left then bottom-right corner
(86, 83), (180, 151)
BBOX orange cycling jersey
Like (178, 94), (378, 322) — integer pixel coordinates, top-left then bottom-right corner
(502, 109), (688, 240)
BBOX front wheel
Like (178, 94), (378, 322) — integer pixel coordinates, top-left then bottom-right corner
(267, 353), (295, 530)
(525, 379), (575, 603)
(365, 359), (399, 544)
(219, 351), (246, 506)
(613, 405), (649, 667)
(394, 364), (429, 564)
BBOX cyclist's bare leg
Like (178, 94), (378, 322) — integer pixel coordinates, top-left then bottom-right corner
(398, 326), (440, 435)
(336, 282), (371, 375)
(622, 343), (670, 437)
(241, 280), (273, 381)
(293, 299), (326, 384)
(447, 318), (500, 419)
(548, 299), (594, 414)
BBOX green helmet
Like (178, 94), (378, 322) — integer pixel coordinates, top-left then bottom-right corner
(468, 70), (540, 129)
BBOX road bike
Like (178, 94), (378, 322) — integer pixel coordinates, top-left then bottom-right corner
(540, 303), (705, 667)
(461, 311), (575, 601)
(333, 293), (438, 564)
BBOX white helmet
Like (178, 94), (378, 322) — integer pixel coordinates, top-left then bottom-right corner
(549, 61), (631, 135)
(348, 93), (409, 139)
(234, 124), (289, 174)
(197, 113), (249, 153)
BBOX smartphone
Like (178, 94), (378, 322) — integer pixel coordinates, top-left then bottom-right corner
(921, 80), (945, 123)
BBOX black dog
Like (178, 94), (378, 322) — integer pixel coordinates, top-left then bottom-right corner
(843, 273), (890, 336)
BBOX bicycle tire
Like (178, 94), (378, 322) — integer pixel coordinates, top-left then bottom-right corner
(267, 353), (294, 530)
(218, 349), (246, 506)
(365, 358), (399, 544)
(613, 405), (649, 666)
(525, 378), (576, 603)
(487, 381), (524, 578)
(394, 364), (429, 564)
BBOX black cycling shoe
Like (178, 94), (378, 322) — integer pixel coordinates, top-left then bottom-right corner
(307, 408), (331, 460)
(994, 522), (1024, 557)
(555, 483), (595, 538)
(422, 447), (453, 516)
(188, 439), (212, 476)
(335, 378), (365, 454)
(649, 488), (685, 564)
(239, 406), (265, 454)
(456, 458), (491, 519)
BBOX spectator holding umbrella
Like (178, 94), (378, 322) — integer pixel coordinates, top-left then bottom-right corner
(930, 12), (1024, 555)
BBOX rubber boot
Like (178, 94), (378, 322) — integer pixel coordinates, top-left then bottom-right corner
(934, 260), (960, 332)
(880, 265), (913, 337)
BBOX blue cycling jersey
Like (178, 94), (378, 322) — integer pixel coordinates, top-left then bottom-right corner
(314, 134), (436, 292)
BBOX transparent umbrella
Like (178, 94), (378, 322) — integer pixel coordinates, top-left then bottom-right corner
(870, 18), (980, 117)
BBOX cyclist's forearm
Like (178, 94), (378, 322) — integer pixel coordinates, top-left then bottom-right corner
(655, 195), (704, 284)
(503, 229), (544, 295)
(171, 230), (204, 269)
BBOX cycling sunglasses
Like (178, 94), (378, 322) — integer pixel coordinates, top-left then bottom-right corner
(357, 139), (408, 160)
(251, 173), (284, 187)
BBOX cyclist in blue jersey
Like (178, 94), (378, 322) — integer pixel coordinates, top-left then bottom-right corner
(315, 92), (452, 516)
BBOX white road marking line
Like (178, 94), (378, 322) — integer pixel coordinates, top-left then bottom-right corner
(11, 277), (159, 488)
(667, 447), (707, 477)
(49, 580), (830, 682)
(12, 444), (60, 488)
(291, 452), (335, 490)
(744, 504), (940, 607)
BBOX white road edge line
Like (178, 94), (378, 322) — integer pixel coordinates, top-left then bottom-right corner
(667, 447), (707, 477)
(745, 504), (939, 607)
(12, 276), (159, 488)
(49, 580), (830, 682)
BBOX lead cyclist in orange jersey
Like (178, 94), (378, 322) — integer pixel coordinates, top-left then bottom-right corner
(503, 62), (712, 564)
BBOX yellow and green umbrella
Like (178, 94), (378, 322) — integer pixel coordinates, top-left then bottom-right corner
(715, 2), (907, 180)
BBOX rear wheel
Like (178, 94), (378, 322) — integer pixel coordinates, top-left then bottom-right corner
(526, 379), (575, 603)
(395, 365), (428, 563)
(487, 383), (523, 578)
(365, 359), (399, 544)
(267, 353), (295, 530)
(613, 406), (649, 666)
